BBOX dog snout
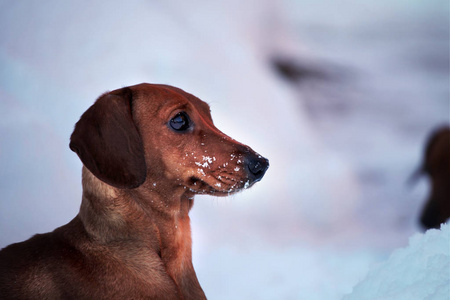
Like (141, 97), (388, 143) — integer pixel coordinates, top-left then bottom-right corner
(245, 154), (269, 183)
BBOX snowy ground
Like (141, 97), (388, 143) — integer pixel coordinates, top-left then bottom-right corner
(0, 1), (448, 299)
(343, 223), (449, 300)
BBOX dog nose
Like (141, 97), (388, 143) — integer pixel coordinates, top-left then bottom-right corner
(246, 155), (269, 182)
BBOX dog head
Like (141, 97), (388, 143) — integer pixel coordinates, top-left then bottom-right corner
(70, 83), (268, 196)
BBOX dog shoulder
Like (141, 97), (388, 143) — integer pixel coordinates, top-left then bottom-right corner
(0, 233), (66, 298)
(0, 226), (182, 299)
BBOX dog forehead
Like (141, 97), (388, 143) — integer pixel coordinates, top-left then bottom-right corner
(131, 83), (211, 116)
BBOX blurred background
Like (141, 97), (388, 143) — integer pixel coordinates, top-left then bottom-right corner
(0, 0), (448, 299)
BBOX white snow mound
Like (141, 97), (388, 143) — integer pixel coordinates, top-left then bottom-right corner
(343, 223), (450, 300)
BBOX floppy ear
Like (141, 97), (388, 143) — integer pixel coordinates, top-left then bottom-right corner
(69, 87), (147, 189)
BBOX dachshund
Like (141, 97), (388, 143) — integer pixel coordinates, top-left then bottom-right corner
(0, 83), (269, 299)
(416, 126), (449, 230)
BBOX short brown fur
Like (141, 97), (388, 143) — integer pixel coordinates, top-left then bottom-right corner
(0, 83), (268, 299)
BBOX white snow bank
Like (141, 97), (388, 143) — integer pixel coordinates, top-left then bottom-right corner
(343, 223), (450, 300)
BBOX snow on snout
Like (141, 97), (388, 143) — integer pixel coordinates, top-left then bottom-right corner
(195, 155), (216, 169)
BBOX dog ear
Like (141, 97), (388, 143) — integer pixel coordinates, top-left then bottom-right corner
(69, 87), (147, 189)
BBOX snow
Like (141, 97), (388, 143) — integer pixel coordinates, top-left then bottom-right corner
(343, 223), (450, 300)
(195, 155), (214, 169)
(0, 0), (448, 299)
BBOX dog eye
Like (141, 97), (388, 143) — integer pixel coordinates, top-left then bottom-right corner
(169, 112), (191, 132)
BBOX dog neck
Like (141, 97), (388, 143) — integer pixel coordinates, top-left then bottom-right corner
(78, 167), (203, 297)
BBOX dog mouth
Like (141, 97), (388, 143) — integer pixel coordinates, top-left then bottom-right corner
(187, 176), (252, 196)
(183, 152), (269, 196)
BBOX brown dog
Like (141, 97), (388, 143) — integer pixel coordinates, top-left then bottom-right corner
(0, 83), (269, 299)
(417, 126), (450, 230)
